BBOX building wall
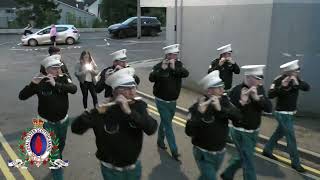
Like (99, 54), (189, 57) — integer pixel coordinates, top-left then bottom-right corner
(0, 8), (16, 28)
(58, 2), (96, 27)
(88, 0), (102, 18)
(168, 2), (274, 92)
(266, 2), (320, 116)
(144, 0), (320, 115)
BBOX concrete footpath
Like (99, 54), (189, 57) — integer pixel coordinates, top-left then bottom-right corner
(134, 67), (320, 171)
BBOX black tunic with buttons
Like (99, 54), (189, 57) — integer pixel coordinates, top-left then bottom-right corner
(19, 74), (77, 122)
(185, 95), (242, 151)
(71, 100), (158, 167)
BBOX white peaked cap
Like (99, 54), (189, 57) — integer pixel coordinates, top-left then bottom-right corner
(280, 60), (300, 72)
(199, 70), (224, 90)
(110, 49), (127, 61)
(105, 67), (136, 89)
(241, 65), (266, 76)
(163, 44), (180, 54)
(217, 44), (232, 55)
(41, 54), (62, 69)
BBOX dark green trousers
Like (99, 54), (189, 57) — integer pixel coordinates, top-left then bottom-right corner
(43, 118), (69, 180)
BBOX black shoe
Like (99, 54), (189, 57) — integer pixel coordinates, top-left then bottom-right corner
(262, 151), (278, 161)
(172, 153), (181, 162)
(157, 142), (167, 150)
(220, 173), (232, 180)
(292, 165), (306, 173)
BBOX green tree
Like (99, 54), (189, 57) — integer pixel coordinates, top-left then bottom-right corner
(14, 0), (61, 27)
(101, 0), (137, 25)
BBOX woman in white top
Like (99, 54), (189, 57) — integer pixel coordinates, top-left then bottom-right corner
(75, 50), (99, 110)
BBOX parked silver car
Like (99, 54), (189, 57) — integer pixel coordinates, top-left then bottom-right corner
(21, 24), (80, 46)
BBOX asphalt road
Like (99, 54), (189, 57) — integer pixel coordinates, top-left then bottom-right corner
(0, 32), (318, 180)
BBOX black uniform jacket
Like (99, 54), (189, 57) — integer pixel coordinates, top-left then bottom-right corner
(186, 95), (242, 151)
(149, 60), (189, 101)
(71, 100), (158, 167)
(228, 83), (272, 130)
(208, 58), (240, 90)
(268, 75), (310, 111)
(19, 74), (77, 122)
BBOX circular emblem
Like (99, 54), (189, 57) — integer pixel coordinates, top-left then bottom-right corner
(25, 128), (52, 167)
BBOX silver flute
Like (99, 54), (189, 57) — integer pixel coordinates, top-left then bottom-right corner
(100, 97), (142, 107)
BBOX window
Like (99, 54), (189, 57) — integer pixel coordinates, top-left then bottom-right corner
(5, 9), (14, 14)
(57, 27), (68, 32)
(39, 28), (51, 35)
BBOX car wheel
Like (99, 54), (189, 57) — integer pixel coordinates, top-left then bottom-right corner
(66, 37), (75, 45)
(150, 29), (158, 37)
(28, 39), (38, 46)
(118, 30), (126, 39)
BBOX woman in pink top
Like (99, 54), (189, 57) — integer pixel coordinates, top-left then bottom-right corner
(50, 24), (57, 47)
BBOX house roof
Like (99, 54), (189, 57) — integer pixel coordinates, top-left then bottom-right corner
(0, 0), (17, 8)
(57, 0), (97, 9)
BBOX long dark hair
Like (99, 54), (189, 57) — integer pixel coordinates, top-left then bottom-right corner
(79, 50), (92, 64)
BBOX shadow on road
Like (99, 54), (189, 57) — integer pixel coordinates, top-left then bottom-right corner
(148, 148), (188, 180)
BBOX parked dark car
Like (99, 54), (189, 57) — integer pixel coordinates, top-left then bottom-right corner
(107, 16), (162, 38)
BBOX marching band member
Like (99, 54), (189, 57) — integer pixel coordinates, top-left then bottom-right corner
(149, 44), (189, 162)
(186, 70), (242, 180)
(74, 50), (99, 111)
(208, 44), (240, 90)
(95, 49), (140, 98)
(263, 60), (310, 173)
(71, 68), (157, 180)
(221, 65), (272, 180)
(19, 54), (77, 180)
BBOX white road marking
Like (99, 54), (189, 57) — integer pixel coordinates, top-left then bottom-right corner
(0, 42), (10, 46)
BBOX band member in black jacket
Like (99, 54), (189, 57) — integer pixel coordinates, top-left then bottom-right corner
(149, 44), (189, 161)
(72, 68), (157, 180)
(263, 60), (310, 173)
(95, 49), (140, 98)
(19, 55), (77, 180)
(186, 70), (242, 180)
(208, 44), (240, 90)
(221, 65), (272, 180)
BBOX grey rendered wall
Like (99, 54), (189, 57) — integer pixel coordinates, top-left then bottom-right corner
(266, 3), (320, 116)
(168, 4), (273, 91)
(58, 4), (96, 27)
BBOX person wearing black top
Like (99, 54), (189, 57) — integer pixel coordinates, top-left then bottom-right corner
(221, 65), (272, 180)
(186, 70), (242, 180)
(71, 68), (157, 180)
(19, 55), (77, 180)
(263, 60), (310, 173)
(149, 44), (189, 162)
(95, 49), (140, 98)
(208, 44), (240, 90)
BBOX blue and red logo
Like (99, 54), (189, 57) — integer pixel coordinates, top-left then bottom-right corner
(8, 118), (68, 169)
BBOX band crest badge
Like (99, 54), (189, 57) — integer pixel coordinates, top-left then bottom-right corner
(8, 118), (69, 169)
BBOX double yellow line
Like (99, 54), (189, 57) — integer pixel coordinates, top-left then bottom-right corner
(147, 104), (320, 176)
(0, 131), (34, 179)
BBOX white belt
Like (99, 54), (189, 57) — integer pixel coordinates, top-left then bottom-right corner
(101, 161), (136, 172)
(275, 111), (296, 115)
(195, 146), (226, 155)
(38, 115), (69, 124)
(230, 125), (259, 133)
(156, 97), (176, 103)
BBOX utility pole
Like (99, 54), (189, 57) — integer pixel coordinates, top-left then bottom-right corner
(137, 0), (141, 39)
